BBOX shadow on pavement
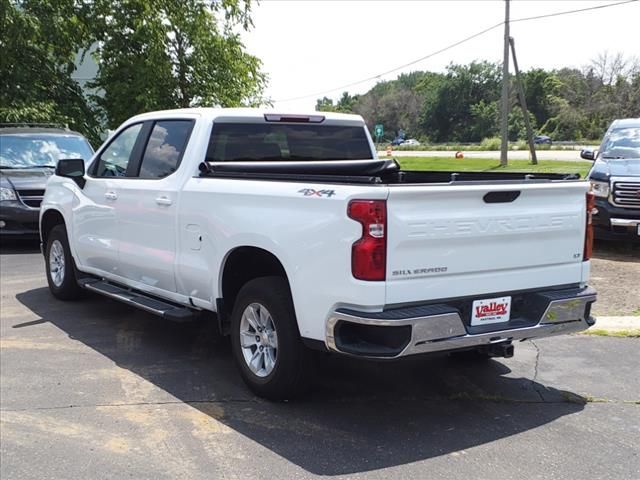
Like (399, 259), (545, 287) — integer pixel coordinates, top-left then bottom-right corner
(17, 287), (585, 475)
(593, 239), (640, 262)
(0, 239), (40, 255)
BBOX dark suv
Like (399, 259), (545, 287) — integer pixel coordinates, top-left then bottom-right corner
(582, 118), (640, 243)
(0, 125), (93, 239)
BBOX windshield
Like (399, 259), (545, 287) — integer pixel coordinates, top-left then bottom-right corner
(0, 134), (94, 168)
(207, 123), (373, 162)
(600, 127), (640, 160)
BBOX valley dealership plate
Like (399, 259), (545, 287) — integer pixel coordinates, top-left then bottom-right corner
(471, 296), (512, 326)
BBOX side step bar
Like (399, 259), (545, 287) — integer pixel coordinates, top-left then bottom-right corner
(78, 279), (195, 322)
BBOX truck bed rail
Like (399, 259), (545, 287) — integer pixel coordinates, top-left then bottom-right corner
(199, 159), (582, 185)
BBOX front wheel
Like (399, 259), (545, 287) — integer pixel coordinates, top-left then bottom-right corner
(230, 276), (312, 400)
(45, 225), (83, 300)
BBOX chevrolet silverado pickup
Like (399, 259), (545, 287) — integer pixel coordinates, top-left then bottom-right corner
(41, 108), (597, 400)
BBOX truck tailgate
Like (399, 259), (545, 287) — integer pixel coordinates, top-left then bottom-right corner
(385, 181), (589, 305)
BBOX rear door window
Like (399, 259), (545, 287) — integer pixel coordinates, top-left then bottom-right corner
(138, 120), (194, 178)
(207, 123), (372, 162)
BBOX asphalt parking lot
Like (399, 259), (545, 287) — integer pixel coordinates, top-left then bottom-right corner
(1, 241), (639, 480)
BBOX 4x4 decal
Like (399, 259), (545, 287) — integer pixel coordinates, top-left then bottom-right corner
(298, 188), (336, 198)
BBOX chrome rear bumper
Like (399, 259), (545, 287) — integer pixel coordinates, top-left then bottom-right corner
(326, 286), (596, 359)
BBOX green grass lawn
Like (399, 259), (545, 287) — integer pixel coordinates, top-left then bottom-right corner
(397, 156), (592, 178)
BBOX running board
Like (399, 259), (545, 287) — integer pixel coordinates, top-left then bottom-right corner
(79, 279), (195, 322)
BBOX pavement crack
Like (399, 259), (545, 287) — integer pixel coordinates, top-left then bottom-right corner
(530, 339), (546, 402)
(0, 398), (258, 413)
(2, 397), (637, 413)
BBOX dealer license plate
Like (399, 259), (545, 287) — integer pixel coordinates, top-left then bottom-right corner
(471, 296), (512, 326)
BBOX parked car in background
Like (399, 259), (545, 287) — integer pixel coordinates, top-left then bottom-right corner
(401, 138), (421, 146)
(0, 125), (94, 239)
(582, 118), (640, 242)
(533, 135), (552, 145)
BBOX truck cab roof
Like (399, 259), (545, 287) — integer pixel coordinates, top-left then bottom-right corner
(126, 108), (366, 126)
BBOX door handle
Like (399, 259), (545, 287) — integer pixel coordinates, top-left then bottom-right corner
(104, 191), (117, 201)
(483, 191), (521, 203)
(155, 196), (172, 206)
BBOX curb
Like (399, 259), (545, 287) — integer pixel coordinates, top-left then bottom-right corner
(590, 316), (640, 332)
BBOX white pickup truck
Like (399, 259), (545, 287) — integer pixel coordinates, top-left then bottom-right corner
(41, 108), (597, 399)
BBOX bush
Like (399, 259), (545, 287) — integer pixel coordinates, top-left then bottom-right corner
(393, 144), (427, 151)
(480, 137), (501, 150)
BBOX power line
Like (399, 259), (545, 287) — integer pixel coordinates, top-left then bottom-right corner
(511, 0), (637, 23)
(275, 21), (504, 103)
(274, 21), (503, 103)
(274, 0), (638, 103)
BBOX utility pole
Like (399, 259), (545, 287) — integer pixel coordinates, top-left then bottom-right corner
(509, 36), (538, 165)
(500, 0), (510, 166)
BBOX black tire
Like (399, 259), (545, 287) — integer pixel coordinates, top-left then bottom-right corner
(45, 225), (83, 300)
(230, 276), (312, 400)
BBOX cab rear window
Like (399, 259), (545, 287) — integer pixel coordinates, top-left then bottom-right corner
(206, 123), (372, 162)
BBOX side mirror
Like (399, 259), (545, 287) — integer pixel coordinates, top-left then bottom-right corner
(580, 149), (597, 161)
(56, 158), (86, 188)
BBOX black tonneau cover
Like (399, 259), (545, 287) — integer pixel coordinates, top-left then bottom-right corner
(199, 158), (581, 184)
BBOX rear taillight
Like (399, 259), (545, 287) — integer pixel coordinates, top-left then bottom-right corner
(348, 200), (387, 281)
(583, 192), (595, 260)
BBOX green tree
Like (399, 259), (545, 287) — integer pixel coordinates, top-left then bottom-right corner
(0, 0), (100, 142)
(352, 73), (433, 139)
(522, 68), (554, 128)
(345, 53), (637, 143)
(420, 61), (501, 142)
(626, 71), (640, 117)
(315, 97), (337, 112)
(366, 86), (419, 138)
(90, 0), (267, 127)
(315, 92), (360, 113)
(1, 0), (266, 139)
(352, 81), (393, 137)
(507, 107), (537, 141)
(541, 97), (586, 140)
(470, 100), (499, 140)
(335, 92), (360, 113)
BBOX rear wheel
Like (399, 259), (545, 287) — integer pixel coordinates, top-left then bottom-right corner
(230, 276), (312, 400)
(45, 225), (83, 300)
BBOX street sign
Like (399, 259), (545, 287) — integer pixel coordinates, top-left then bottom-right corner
(373, 123), (384, 143)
